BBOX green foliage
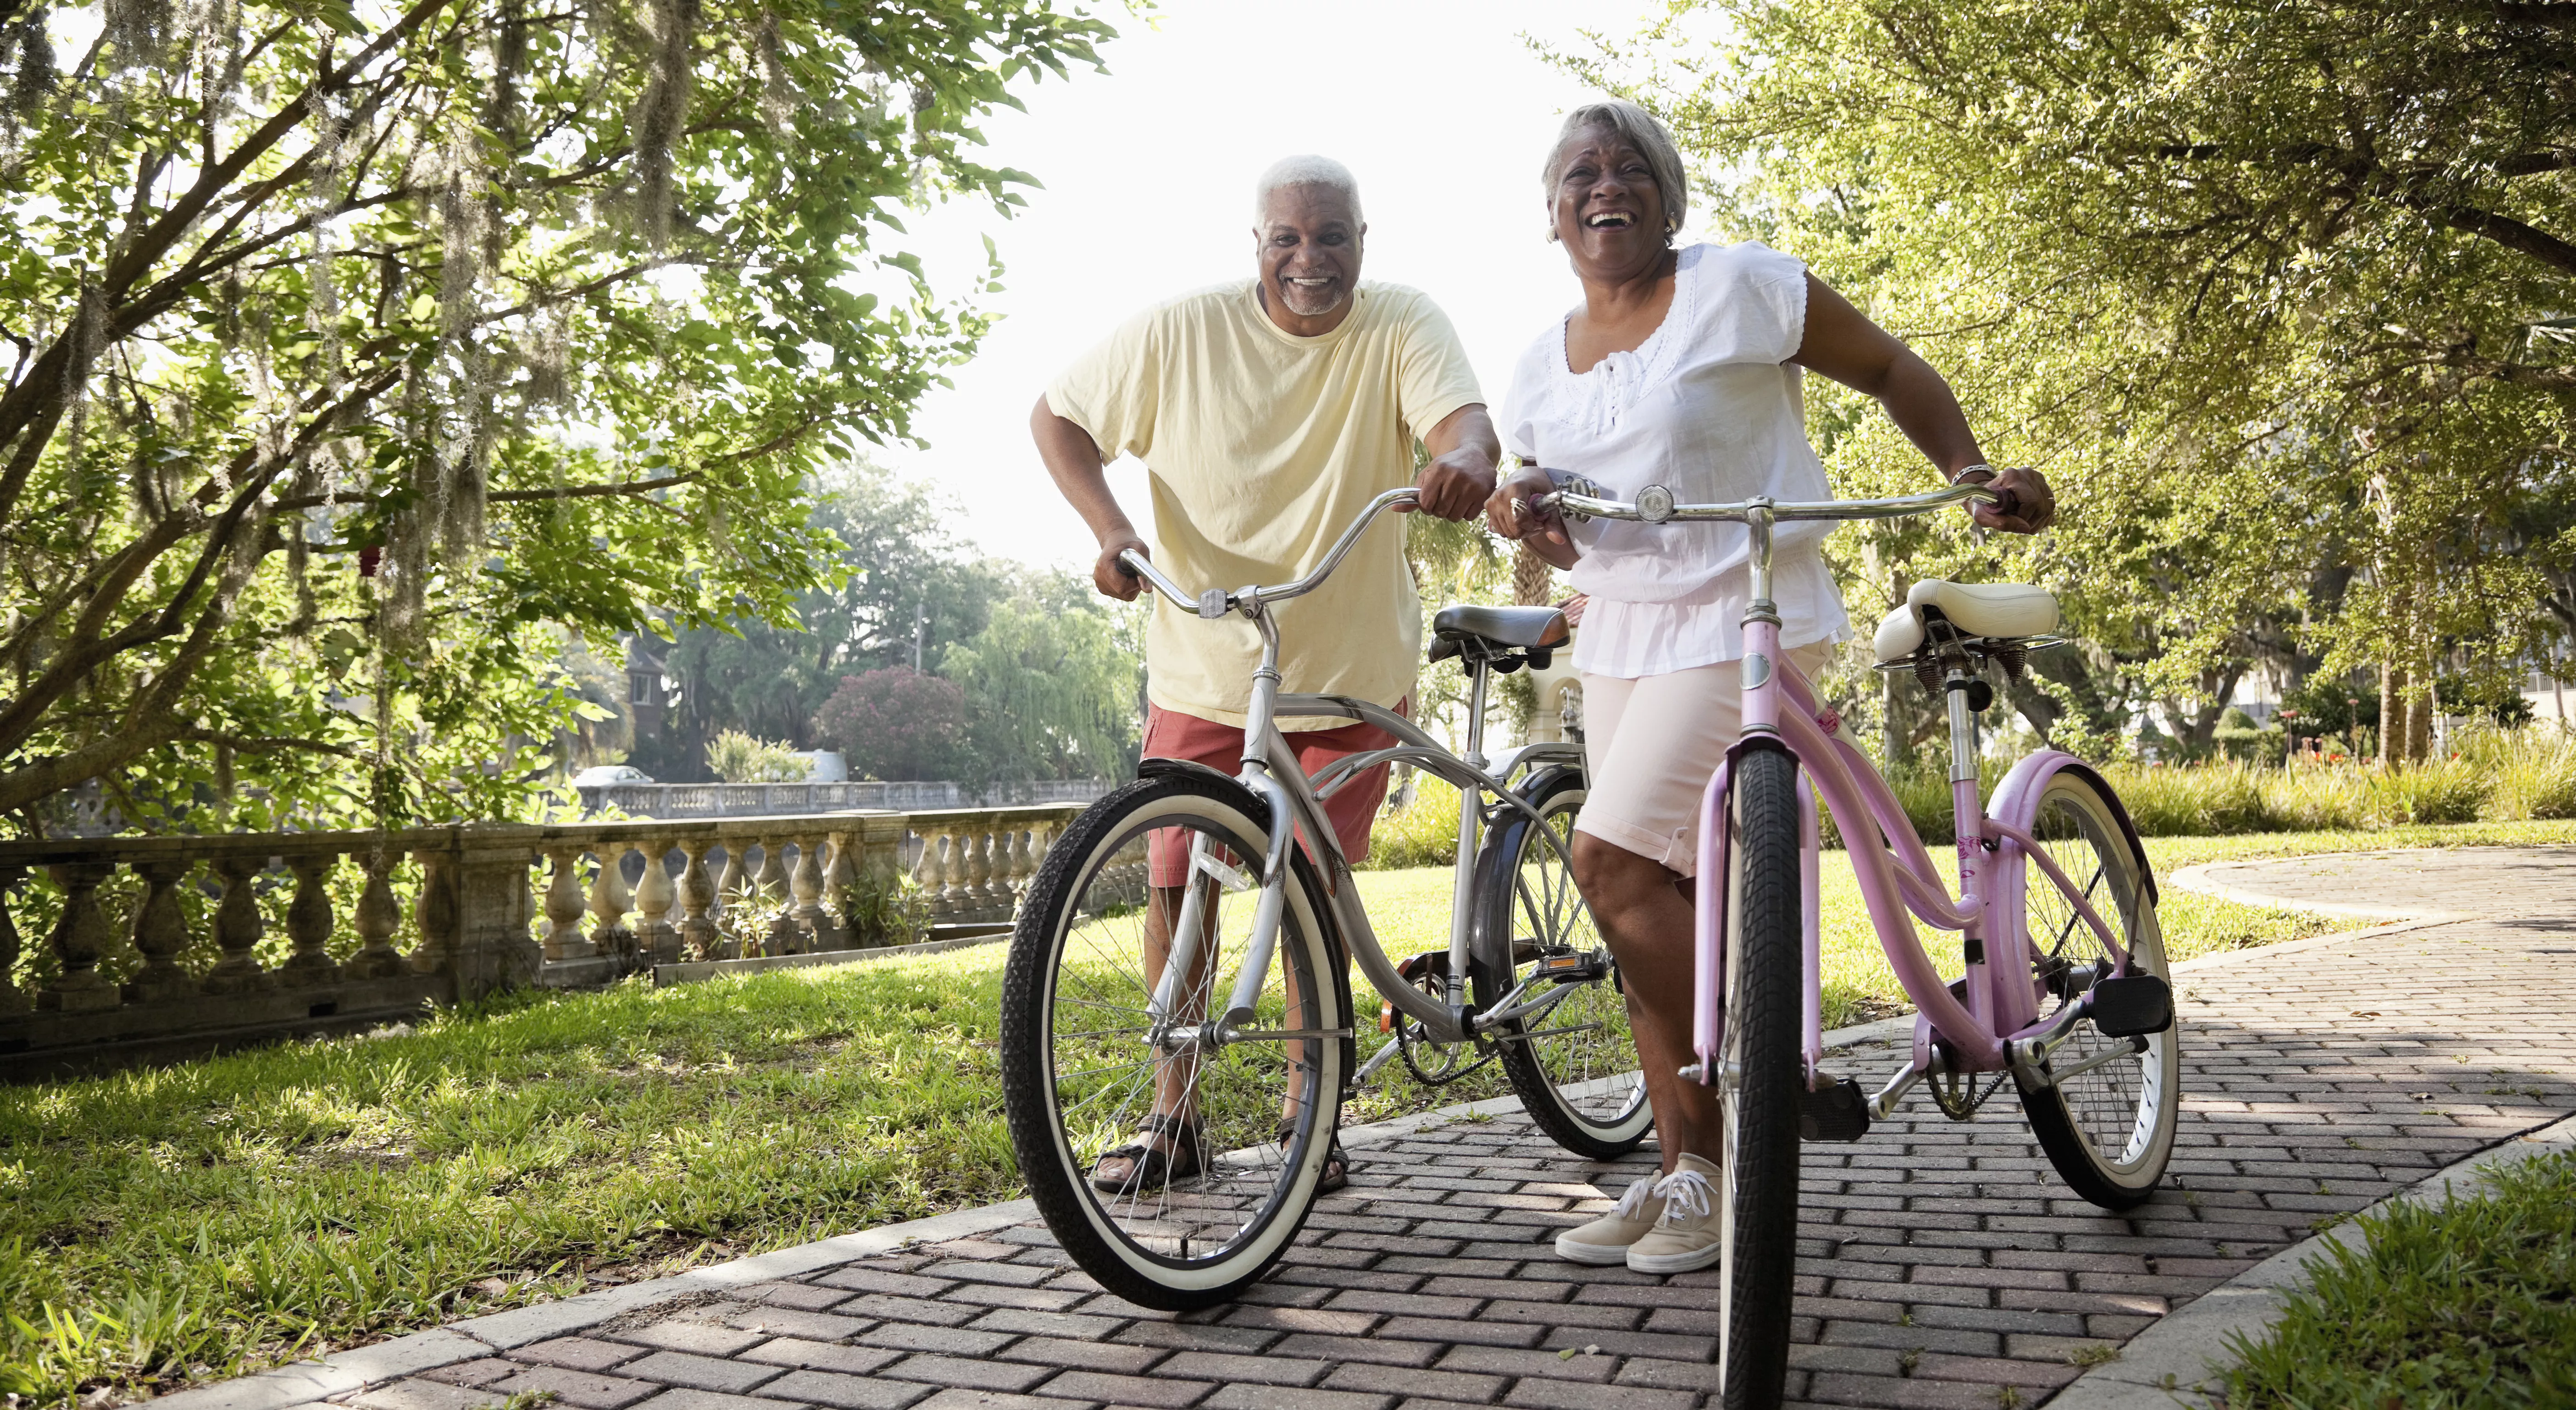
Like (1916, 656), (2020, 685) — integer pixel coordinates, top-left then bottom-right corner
(0, 0), (1121, 829)
(939, 575), (1143, 785)
(1363, 773), (1466, 870)
(638, 464), (1011, 778)
(2223, 1150), (2576, 1408)
(701, 730), (803, 784)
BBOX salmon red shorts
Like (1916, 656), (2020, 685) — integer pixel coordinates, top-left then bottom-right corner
(1142, 701), (1405, 888)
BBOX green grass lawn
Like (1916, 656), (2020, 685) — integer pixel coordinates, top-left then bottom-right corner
(2220, 1149), (2576, 1407)
(3, 819), (2568, 1406)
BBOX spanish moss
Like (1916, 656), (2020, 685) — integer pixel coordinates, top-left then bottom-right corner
(755, 9), (791, 137)
(100, 0), (172, 69)
(629, 0), (699, 249)
(4, 12), (57, 121)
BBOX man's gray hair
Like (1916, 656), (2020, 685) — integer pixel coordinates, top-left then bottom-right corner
(1254, 154), (1364, 226)
(1541, 100), (1688, 243)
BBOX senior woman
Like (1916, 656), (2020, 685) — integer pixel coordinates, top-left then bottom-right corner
(1485, 100), (2054, 1275)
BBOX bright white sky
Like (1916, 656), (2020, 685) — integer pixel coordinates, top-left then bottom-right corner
(876, 0), (1669, 568)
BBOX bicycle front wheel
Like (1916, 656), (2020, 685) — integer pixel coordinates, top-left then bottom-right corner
(999, 771), (1351, 1310)
(2012, 770), (2180, 1210)
(1472, 768), (1650, 1159)
(1715, 745), (1804, 1410)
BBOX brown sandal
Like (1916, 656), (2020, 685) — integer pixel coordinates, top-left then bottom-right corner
(1279, 1120), (1350, 1194)
(1090, 1113), (1205, 1194)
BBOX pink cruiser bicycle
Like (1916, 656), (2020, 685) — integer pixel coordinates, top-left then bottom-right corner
(1538, 476), (2180, 1410)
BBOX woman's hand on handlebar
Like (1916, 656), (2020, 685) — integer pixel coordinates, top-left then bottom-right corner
(1093, 533), (1151, 602)
(1485, 467), (1579, 569)
(1486, 466), (1560, 542)
(1961, 465), (2056, 534)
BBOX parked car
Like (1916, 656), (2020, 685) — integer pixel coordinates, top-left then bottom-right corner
(572, 764), (655, 787)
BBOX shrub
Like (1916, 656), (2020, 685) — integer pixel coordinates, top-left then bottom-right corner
(705, 730), (806, 783)
(1366, 772), (1465, 870)
(2103, 761), (2275, 835)
(2360, 759), (2489, 825)
(814, 668), (968, 781)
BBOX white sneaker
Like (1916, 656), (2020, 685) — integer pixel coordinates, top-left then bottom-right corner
(1626, 1152), (1726, 1274)
(1554, 1175), (1666, 1265)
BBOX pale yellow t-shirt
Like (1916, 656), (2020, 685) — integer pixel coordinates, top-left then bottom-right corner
(1048, 280), (1483, 729)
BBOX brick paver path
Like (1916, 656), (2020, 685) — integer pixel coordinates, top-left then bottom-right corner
(354, 850), (2576, 1410)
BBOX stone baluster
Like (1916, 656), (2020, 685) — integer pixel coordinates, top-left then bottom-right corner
(985, 830), (1018, 917)
(790, 836), (830, 948)
(203, 855), (271, 994)
(820, 830), (861, 948)
(125, 858), (198, 1003)
(1006, 827), (1038, 912)
(677, 840), (720, 960)
(633, 846), (679, 964)
(541, 846), (594, 961)
(0, 865), (27, 1014)
(347, 851), (407, 979)
(588, 844), (635, 963)
(277, 854), (344, 986)
(982, 829), (1015, 918)
(948, 830), (980, 921)
(914, 829), (952, 924)
(38, 863), (119, 1012)
(716, 841), (749, 913)
(411, 849), (460, 976)
(757, 836), (799, 953)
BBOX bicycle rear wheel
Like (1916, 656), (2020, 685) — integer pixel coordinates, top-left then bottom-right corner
(999, 771), (1351, 1310)
(1715, 746), (1803, 1410)
(1472, 768), (1649, 1159)
(2011, 770), (2180, 1210)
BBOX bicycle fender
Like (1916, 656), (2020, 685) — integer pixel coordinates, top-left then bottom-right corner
(1464, 765), (1584, 1002)
(1983, 751), (2157, 906)
(1138, 755), (1253, 795)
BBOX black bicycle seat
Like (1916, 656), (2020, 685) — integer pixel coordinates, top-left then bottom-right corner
(1430, 604), (1569, 652)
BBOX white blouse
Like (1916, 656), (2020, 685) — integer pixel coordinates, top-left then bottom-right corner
(1501, 241), (1851, 679)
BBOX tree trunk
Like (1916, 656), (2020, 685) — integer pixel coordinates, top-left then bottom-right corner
(1511, 542), (1553, 608)
(2380, 664), (2409, 765)
(2407, 670), (2435, 761)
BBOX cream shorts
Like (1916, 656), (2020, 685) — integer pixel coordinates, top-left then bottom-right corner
(1574, 641), (1838, 877)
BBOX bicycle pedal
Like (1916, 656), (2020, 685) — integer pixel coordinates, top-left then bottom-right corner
(1535, 949), (1606, 982)
(1800, 1077), (1872, 1142)
(2087, 973), (2174, 1038)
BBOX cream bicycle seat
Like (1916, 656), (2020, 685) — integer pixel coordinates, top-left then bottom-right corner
(1873, 580), (2059, 664)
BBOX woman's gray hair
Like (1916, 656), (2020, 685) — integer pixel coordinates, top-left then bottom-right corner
(1541, 100), (1688, 243)
(1254, 154), (1364, 225)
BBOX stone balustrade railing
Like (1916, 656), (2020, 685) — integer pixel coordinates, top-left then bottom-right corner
(0, 804), (1090, 1074)
(582, 778), (1111, 820)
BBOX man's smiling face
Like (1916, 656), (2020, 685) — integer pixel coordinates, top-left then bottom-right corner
(1255, 183), (1364, 326)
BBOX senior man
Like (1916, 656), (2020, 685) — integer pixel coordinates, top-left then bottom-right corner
(1033, 155), (1500, 1194)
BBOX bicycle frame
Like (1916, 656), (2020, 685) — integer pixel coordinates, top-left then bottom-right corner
(1533, 483), (2151, 1093)
(1118, 488), (1585, 1051)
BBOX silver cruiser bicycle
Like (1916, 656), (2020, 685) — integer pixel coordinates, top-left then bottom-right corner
(998, 487), (1645, 1310)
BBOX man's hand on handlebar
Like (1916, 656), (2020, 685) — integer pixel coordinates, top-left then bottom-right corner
(1960, 465), (2056, 534)
(1405, 447), (1497, 520)
(1094, 533), (1151, 602)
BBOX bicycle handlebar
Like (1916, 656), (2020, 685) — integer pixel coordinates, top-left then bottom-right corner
(1535, 477), (2003, 525)
(1117, 487), (1421, 619)
(1116, 478), (2002, 622)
